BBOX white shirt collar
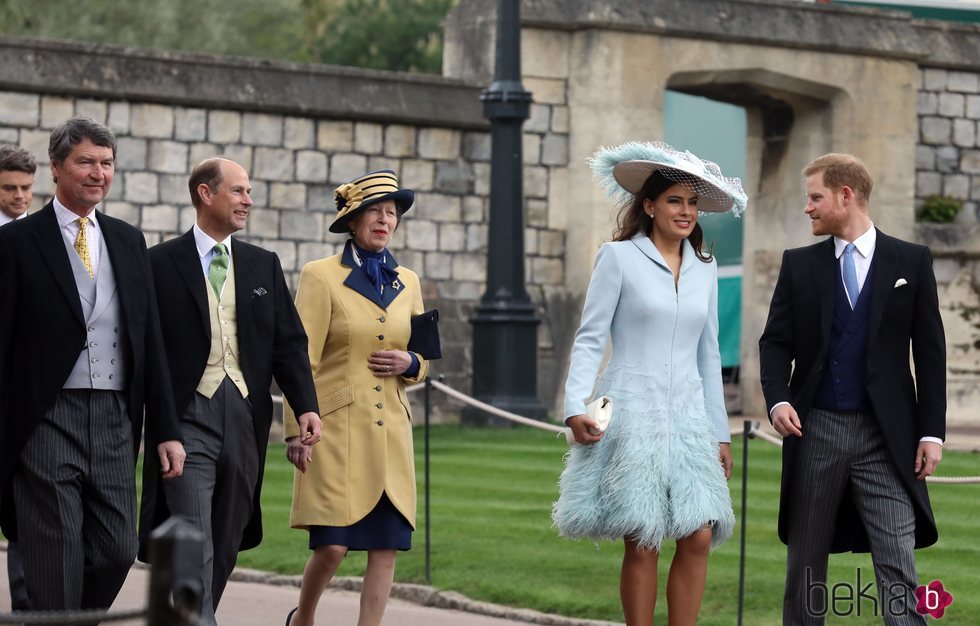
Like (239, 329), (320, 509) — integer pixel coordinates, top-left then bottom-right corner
(53, 196), (100, 231)
(193, 224), (233, 261)
(834, 222), (876, 259)
(0, 211), (28, 225)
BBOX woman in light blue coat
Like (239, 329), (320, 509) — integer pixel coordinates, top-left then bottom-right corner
(553, 142), (746, 626)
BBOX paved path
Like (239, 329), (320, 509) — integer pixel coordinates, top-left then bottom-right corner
(0, 549), (555, 626)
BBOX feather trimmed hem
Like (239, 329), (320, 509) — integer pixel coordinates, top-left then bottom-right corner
(552, 371), (735, 551)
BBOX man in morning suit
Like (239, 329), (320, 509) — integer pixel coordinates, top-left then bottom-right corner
(759, 153), (945, 625)
(0, 117), (185, 612)
(138, 157), (322, 624)
(0, 143), (37, 612)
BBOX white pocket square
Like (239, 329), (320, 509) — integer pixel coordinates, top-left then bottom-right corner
(894, 278), (908, 288)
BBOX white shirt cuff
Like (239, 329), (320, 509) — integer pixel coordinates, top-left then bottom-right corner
(769, 401), (790, 417)
(919, 436), (943, 446)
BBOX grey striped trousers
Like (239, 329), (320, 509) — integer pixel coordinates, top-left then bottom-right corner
(783, 408), (925, 625)
(11, 389), (137, 611)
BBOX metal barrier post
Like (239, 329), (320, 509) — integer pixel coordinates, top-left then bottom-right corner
(737, 420), (751, 626)
(147, 517), (205, 626)
(424, 376), (432, 585)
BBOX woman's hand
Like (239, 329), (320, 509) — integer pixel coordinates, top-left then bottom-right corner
(286, 436), (313, 473)
(567, 414), (604, 445)
(719, 443), (733, 480)
(368, 350), (413, 377)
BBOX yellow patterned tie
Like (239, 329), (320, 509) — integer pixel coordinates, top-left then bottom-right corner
(74, 217), (94, 278)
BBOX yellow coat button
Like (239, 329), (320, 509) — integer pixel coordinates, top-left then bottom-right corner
(376, 420), (385, 426)
(379, 316), (385, 322)
(375, 385), (382, 392)
(376, 403), (383, 409)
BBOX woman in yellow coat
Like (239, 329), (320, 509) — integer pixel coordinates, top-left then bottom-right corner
(284, 170), (430, 626)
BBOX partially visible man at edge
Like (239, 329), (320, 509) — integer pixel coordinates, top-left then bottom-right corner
(0, 144), (35, 227)
(0, 142), (37, 611)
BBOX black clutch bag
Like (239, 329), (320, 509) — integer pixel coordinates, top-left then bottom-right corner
(408, 309), (442, 359)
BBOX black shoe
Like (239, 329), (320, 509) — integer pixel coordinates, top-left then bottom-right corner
(286, 607), (298, 626)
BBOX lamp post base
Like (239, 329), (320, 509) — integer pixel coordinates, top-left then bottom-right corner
(464, 301), (547, 425)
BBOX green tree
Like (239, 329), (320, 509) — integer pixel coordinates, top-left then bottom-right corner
(0, 0), (307, 62)
(0, 0), (458, 73)
(301, 0), (456, 73)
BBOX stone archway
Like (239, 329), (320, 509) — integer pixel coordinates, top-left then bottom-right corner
(667, 68), (847, 415)
(545, 28), (920, 414)
(444, 1), (925, 418)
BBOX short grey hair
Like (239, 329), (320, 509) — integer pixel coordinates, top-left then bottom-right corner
(0, 144), (37, 174)
(48, 117), (117, 165)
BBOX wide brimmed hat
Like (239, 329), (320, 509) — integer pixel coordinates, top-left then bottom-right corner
(329, 169), (415, 234)
(589, 141), (747, 215)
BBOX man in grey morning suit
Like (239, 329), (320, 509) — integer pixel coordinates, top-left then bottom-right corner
(0, 143), (37, 611)
(0, 118), (185, 613)
(138, 157), (321, 625)
(759, 154), (945, 625)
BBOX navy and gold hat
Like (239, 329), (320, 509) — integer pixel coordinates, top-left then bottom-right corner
(329, 169), (415, 234)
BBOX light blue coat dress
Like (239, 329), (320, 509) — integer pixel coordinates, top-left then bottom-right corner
(553, 232), (735, 549)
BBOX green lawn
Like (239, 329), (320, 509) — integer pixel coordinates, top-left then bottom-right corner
(238, 425), (980, 625)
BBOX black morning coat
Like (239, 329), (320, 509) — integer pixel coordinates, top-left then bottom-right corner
(0, 203), (181, 540)
(759, 230), (946, 553)
(137, 229), (318, 559)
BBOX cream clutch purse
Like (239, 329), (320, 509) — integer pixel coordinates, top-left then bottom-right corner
(563, 396), (613, 445)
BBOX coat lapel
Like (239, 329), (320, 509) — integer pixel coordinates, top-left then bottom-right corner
(32, 204), (84, 326)
(171, 229), (211, 337)
(95, 215), (128, 323)
(232, 238), (255, 356)
(812, 238), (837, 346)
(341, 240), (388, 310)
(380, 249), (404, 309)
(629, 232), (669, 271)
(627, 232), (700, 281)
(99, 213), (144, 356)
(867, 229), (898, 347)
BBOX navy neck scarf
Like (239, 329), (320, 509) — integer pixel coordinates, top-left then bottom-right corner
(354, 243), (399, 295)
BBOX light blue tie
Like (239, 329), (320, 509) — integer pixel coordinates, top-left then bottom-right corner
(843, 242), (859, 309)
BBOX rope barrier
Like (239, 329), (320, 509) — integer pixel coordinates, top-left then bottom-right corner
(428, 380), (565, 434)
(276, 382), (980, 484)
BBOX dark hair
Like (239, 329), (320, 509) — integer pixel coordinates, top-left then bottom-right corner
(188, 158), (226, 209)
(0, 144), (37, 174)
(48, 117), (117, 165)
(613, 170), (712, 262)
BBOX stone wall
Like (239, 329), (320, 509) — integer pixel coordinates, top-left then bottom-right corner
(4, 0), (980, 425)
(914, 67), (980, 426)
(446, 0), (980, 424)
(0, 36), (571, 421)
(916, 67), (980, 222)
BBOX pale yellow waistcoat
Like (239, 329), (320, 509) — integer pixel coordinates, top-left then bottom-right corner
(196, 265), (249, 399)
(284, 254), (428, 529)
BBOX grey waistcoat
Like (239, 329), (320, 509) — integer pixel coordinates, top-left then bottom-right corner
(62, 234), (128, 391)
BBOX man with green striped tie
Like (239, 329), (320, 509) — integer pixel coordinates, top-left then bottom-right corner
(138, 157), (322, 625)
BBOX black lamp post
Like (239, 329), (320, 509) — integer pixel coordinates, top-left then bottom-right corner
(465, 0), (546, 423)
